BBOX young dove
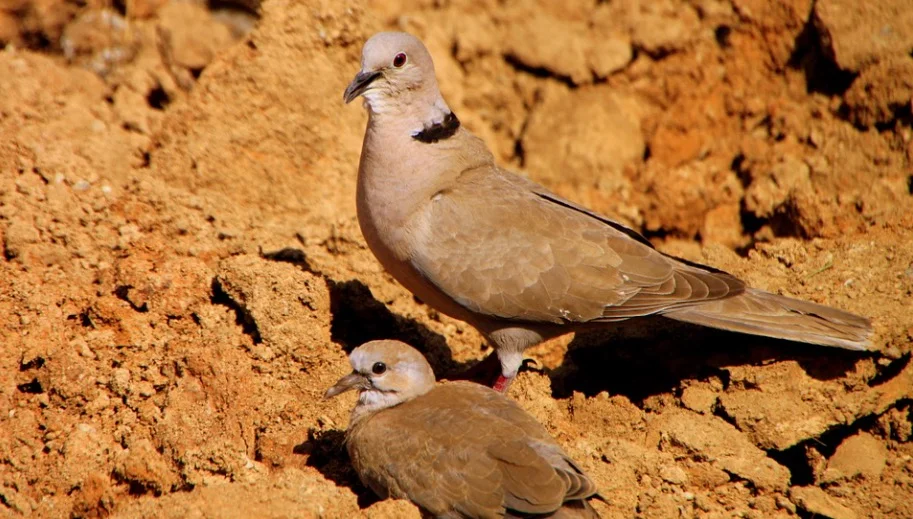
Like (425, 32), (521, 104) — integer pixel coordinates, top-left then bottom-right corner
(343, 31), (872, 392)
(324, 340), (603, 518)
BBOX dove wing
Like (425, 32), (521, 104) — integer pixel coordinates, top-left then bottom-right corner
(410, 165), (744, 324)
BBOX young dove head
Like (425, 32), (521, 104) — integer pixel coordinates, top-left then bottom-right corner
(343, 32), (450, 120)
(324, 339), (436, 418)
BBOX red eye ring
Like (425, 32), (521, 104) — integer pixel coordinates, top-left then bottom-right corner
(393, 52), (407, 68)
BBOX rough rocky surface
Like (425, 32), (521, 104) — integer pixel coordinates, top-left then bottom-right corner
(1, 0), (912, 518)
(814, 0), (913, 73)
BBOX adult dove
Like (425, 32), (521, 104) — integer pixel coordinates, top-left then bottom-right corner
(325, 340), (603, 518)
(343, 32), (872, 391)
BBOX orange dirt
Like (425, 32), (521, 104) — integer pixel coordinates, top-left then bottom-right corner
(2, 0), (912, 517)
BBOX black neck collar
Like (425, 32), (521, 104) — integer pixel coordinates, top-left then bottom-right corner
(412, 112), (460, 143)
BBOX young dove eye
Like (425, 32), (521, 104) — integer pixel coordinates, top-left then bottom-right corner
(371, 361), (387, 375)
(344, 31), (872, 394)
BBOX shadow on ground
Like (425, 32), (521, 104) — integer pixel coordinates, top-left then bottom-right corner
(298, 428), (382, 509)
(550, 317), (873, 401)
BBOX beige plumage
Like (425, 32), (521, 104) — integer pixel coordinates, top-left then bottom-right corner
(344, 32), (873, 391)
(325, 340), (602, 518)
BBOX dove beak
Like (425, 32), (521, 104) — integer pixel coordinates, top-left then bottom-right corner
(343, 70), (382, 104)
(324, 371), (371, 399)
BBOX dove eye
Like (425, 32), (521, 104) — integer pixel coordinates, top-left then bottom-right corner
(372, 362), (387, 375)
(392, 53), (407, 68)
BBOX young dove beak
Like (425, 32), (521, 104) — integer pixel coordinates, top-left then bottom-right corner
(325, 340), (604, 518)
(344, 31), (873, 393)
(323, 372), (370, 399)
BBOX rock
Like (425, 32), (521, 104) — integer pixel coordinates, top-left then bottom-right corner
(60, 9), (137, 76)
(589, 34), (633, 78)
(114, 468), (361, 518)
(790, 486), (857, 519)
(113, 86), (159, 135)
(85, 393), (111, 415)
(843, 56), (913, 128)
(503, 12), (632, 84)
(70, 471), (113, 518)
(686, 462), (731, 489)
(652, 409), (790, 491)
(814, 0), (913, 72)
(659, 464), (689, 485)
(127, 0), (169, 19)
(150, 1), (370, 223)
(0, 0), (29, 11)
(776, 494), (797, 513)
(719, 359), (913, 450)
(0, 484), (35, 514)
(626, 0), (701, 56)
(156, 355), (257, 487)
(821, 432), (887, 482)
(877, 407), (913, 441)
(114, 254), (213, 317)
(744, 154), (811, 219)
(718, 387), (829, 451)
(680, 385), (718, 414)
(110, 368), (132, 397)
(523, 85), (644, 188)
(363, 498), (423, 518)
(157, 3), (235, 71)
(114, 439), (181, 494)
(702, 203), (747, 249)
(60, 424), (117, 489)
(3, 217), (41, 259)
(503, 14), (592, 84)
(641, 161), (744, 238)
(0, 11), (20, 46)
(215, 254), (331, 364)
(135, 381), (156, 398)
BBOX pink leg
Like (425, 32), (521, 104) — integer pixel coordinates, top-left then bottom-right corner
(492, 374), (514, 393)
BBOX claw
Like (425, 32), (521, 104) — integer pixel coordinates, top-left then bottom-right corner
(519, 358), (540, 372)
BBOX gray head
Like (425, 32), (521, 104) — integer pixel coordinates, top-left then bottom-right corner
(343, 32), (449, 120)
(324, 340), (437, 419)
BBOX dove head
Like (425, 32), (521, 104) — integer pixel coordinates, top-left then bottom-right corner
(325, 340), (436, 420)
(343, 32), (451, 121)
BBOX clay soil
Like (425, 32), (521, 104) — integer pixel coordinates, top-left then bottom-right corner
(2, 0), (913, 517)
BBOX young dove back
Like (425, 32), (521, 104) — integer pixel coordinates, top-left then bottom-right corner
(343, 32), (873, 391)
(325, 340), (602, 518)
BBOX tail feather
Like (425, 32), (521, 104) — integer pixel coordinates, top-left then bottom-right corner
(663, 288), (873, 350)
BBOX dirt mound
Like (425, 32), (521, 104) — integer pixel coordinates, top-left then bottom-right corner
(1, 0), (912, 517)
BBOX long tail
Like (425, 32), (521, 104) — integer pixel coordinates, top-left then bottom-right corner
(663, 288), (873, 350)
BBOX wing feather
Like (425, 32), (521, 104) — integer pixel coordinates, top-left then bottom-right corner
(348, 383), (599, 517)
(411, 165), (744, 324)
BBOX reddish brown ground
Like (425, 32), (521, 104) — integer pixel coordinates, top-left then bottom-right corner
(1, 0), (912, 517)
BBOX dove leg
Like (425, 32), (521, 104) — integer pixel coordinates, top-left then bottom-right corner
(444, 326), (549, 391)
(492, 373), (514, 393)
(445, 349), (522, 393)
